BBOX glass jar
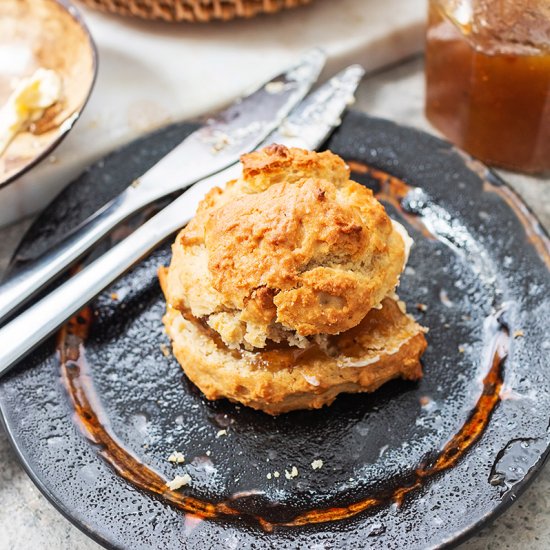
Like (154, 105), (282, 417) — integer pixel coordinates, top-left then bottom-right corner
(425, 0), (550, 173)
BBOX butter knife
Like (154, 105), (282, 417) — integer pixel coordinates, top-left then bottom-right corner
(0, 49), (325, 324)
(0, 65), (365, 376)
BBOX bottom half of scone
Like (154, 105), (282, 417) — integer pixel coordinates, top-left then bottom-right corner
(159, 270), (427, 415)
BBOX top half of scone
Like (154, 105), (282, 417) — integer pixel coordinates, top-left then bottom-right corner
(162, 144), (413, 351)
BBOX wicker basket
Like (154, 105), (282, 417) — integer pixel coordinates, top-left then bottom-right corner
(78, 0), (312, 22)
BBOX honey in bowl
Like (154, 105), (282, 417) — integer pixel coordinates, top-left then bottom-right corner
(425, 0), (550, 173)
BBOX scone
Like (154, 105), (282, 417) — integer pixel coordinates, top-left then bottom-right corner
(160, 144), (427, 415)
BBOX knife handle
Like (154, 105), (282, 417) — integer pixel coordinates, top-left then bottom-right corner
(0, 187), (150, 325)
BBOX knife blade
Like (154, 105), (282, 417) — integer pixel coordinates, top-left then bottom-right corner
(132, 48), (327, 196)
(0, 49), (325, 324)
(0, 64), (365, 376)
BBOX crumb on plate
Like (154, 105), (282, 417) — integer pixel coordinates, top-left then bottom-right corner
(167, 451), (185, 464)
(166, 473), (191, 490)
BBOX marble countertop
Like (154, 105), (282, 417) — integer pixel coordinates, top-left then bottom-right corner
(1, 56), (549, 550)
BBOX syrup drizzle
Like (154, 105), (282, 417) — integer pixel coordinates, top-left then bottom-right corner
(57, 165), (514, 532)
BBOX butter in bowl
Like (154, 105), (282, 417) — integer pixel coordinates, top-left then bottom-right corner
(0, 0), (97, 187)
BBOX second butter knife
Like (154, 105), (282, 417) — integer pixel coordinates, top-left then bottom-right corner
(0, 64), (365, 376)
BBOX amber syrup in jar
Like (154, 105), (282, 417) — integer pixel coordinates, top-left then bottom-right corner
(425, 2), (550, 173)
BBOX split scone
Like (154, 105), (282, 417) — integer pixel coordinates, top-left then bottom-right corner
(159, 145), (427, 415)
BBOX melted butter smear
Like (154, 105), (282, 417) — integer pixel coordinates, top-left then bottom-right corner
(0, 68), (62, 155)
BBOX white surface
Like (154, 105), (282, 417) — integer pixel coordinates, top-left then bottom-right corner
(0, 0), (426, 227)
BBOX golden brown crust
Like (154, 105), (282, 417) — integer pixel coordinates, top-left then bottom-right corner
(239, 144), (350, 192)
(163, 145), (407, 347)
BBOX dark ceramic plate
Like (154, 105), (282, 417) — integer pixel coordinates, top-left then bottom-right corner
(1, 112), (549, 550)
